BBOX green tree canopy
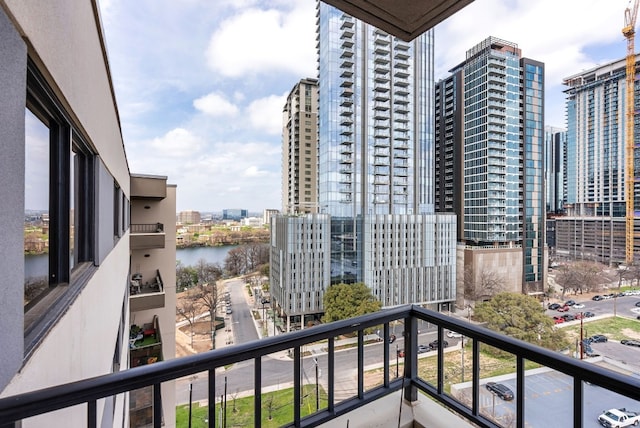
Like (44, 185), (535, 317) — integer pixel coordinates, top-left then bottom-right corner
(323, 282), (381, 323)
(474, 292), (569, 352)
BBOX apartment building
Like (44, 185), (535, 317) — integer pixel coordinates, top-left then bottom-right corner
(282, 78), (319, 215)
(556, 56), (640, 265)
(0, 1), (175, 426)
(435, 37), (545, 298)
(270, 1), (457, 329)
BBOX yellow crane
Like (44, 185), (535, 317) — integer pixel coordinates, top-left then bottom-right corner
(624, 0), (639, 265)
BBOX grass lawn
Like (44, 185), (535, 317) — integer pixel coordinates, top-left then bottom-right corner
(562, 316), (640, 342)
(176, 384), (327, 428)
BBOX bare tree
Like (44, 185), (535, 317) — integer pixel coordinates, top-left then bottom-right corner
(231, 389), (239, 413)
(176, 293), (200, 348)
(265, 393), (275, 420)
(463, 265), (506, 302)
(194, 281), (222, 348)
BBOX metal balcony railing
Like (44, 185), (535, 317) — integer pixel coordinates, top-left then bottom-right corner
(1, 305), (640, 428)
(131, 223), (164, 233)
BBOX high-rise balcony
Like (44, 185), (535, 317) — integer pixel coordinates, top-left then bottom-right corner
(130, 223), (166, 250)
(3, 305), (639, 428)
(130, 269), (166, 312)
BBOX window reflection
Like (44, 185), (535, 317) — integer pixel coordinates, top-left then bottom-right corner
(24, 108), (50, 306)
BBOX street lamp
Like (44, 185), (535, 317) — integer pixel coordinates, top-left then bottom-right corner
(395, 344), (399, 378)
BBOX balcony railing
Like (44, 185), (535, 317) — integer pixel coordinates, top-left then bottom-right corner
(1, 305), (640, 428)
(130, 223), (165, 250)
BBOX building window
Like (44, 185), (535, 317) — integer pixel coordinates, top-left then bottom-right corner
(23, 60), (95, 342)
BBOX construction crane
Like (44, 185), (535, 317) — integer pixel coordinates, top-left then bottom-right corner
(623, 0), (639, 265)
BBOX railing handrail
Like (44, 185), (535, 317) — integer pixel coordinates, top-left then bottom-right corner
(1, 304), (639, 427)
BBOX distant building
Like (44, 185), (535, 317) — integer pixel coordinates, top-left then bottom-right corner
(241, 217), (263, 227)
(435, 37), (545, 297)
(177, 210), (201, 224)
(263, 209), (279, 226)
(282, 78), (319, 214)
(222, 209), (248, 221)
(545, 126), (567, 215)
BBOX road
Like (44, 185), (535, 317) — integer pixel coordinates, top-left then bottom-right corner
(225, 278), (258, 346)
(174, 329), (461, 404)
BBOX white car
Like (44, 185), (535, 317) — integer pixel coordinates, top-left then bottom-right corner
(573, 303), (585, 309)
(446, 331), (463, 338)
(598, 408), (640, 427)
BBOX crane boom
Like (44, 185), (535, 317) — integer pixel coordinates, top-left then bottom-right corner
(624, 0), (639, 265)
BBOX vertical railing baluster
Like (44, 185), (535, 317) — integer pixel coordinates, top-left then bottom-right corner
(153, 383), (162, 428)
(294, 346), (301, 427)
(383, 322), (390, 387)
(517, 356), (524, 428)
(209, 369), (216, 428)
(87, 400), (96, 428)
(403, 315), (417, 403)
(472, 338), (480, 416)
(437, 326), (444, 394)
(573, 376), (583, 428)
(254, 357), (261, 428)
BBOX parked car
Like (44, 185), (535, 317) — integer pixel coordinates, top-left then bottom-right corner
(562, 314), (575, 322)
(621, 339), (640, 347)
(635, 301), (640, 307)
(564, 300), (576, 306)
(598, 408), (640, 427)
(573, 303), (585, 309)
(573, 313), (583, 320)
(428, 339), (449, 350)
(225, 307), (233, 314)
(485, 382), (514, 401)
(389, 334), (397, 344)
(553, 316), (565, 324)
(446, 330), (462, 338)
(417, 344), (430, 354)
(557, 305), (570, 312)
(589, 334), (608, 343)
(397, 349), (405, 358)
(583, 311), (595, 318)
(548, 303), (561, 310)
(592, 295), (603, 301)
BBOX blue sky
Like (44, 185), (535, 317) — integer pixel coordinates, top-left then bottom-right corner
(97, 0), (629, 213)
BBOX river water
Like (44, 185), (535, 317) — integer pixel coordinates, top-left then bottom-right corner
(24, 245), (238, 279)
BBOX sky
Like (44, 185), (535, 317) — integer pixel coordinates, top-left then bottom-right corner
(97, 0), (631, 213)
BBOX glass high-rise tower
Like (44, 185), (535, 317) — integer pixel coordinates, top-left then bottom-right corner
(270, 2), (457, 330)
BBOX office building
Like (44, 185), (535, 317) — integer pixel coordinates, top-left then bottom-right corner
(222, 208), (248, 221)
(0, 2), (176, 426)
(282, 78), (319, 215)
(435, 37), (545, 297)
(270, 1), (457, 330)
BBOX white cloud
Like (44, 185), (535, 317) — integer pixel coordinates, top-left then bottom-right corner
(205, 2), (316, 78)
(193, 92), (239, 117)
(147, 128), (205, 158)
(246, 92), (287, 135)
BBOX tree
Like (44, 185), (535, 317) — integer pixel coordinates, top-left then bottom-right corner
(322, 282), (381, 323)
(176, 261), (197, 291)
(555, 261), (606, 296)
(464, 265), (506, 301)
(473, 292), (569, 352)
(176, 291), (200, 348)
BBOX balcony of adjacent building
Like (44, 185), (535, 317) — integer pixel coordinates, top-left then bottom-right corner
(128, 315), (164, 427)
(3, 305), (639, 428)
(129, 269), (166, 312)
(130, 222), (166, 250)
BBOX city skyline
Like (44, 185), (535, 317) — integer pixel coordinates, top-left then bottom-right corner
(93, 0), (628, 212)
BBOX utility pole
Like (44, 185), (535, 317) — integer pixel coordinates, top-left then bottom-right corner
(461, 336), (465, 382)
(395, 344), (399, 378)
(580, 313), (584, 360)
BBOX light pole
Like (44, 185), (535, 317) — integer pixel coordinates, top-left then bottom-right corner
(461, 336), (465, 382)
(395, 344), (399, 378)
(188, 383), (193, 428)
(314, 357), (319, 411)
